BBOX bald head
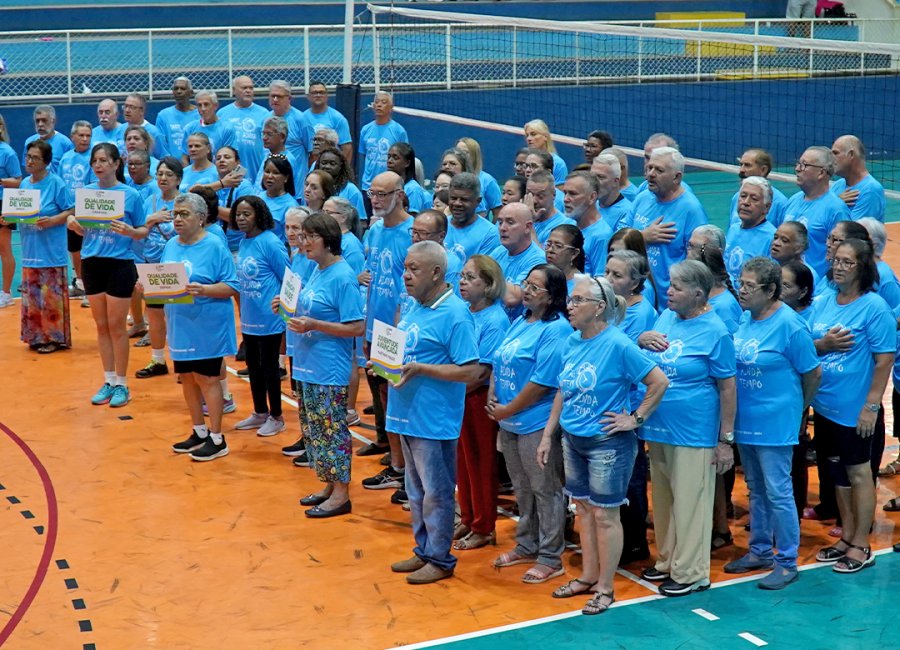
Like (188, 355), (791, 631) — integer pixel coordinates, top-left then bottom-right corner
(832, 134), (867, 179)
(370, 171), (405, 220)
(232, 75), (255, 107)
(497, 202), (535, 255)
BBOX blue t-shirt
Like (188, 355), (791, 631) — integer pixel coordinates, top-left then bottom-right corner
(892, 303), (900, 387)
(725, 220), (776, 286)
(80, 182), (146, 260)
(446, 216), (500, 263)
(810, 291), (895, 427)
(478, 170), (503, 212)
(783, 191), (850, 277)
(257, 191), (298, 243)
(641, 309), (736, 447)
(598, 195), (633, 233)
(292, 260), (364, 386)
(154, 105), (199, 157)
(364, 216), (414, 341)
(304, 106), (352, 146)
(337, 182), (366, 219)
(472, 302), (511, 372)
(180, 165), (219, 192)
(710, 289), (743, 335)
(18, 174), (73, 268)
(734, 304), (820, 446)
(0, 142), (22, 201)
(341, 231), (365, 276)
(621, 183), (639, 203)
(551, 153), (568, 186)
(386, 291), (478, 440)
(217, 102), (269, 180)
(127, 175), (159, 204)
(206, 221), (228, 249)
(268, 107), (311, 182)
(404, 179), (430, 215)
(581, 217), (614, 275)
(218, 180), (256, 251)
(23, 133), (73, 176)
(162, 234), (238, 360)
(728, 186), (789, 229)
(358, 120), (408, 190)
(877, 261), (900, 310)
(554, 188), (566, 215)
(533, 211), (576, 246)
(285, 250), (318, 357)
(254, 148), (304, 200)
(90, 124), (125, 154)
(139, 194), (176, 263)
(181, 119), (237, 158)
(135, 121), (167, 160)
(626, 190), (708, 308)
(831, 174), (886, 221)
(237, 230), (290, 336)
(491, 242), (546, 321)
(492, 314), (573, 434)
(559, 326), (656, 439)
(621, 296), (659, 410)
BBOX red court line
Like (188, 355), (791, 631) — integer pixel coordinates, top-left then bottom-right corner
(0, 421), (59, 647)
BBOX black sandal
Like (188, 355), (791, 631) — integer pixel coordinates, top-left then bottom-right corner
(582, 591), (615, 615)
(884, 497), (900, 512)
(816, 538), (852, 562)
(833, 545), (875, 573)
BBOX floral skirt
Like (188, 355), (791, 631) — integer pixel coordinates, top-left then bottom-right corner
(301, 382), (351, 484)
(20, 266), (71, 348)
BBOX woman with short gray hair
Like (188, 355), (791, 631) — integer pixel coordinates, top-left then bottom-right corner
(858, 217), (900, 310)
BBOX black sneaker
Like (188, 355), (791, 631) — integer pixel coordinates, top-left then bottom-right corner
(641, 567), (670, 582)
(237, 367), (250, 377)
(235, 340), (246, 362)
(190, 436), (229, 462)
(362, 466), (404, 490)
(658, 578), (710, 597)
(292, 451), (310, 467)
(279, 367), (288, 380)
(135, 360), (169, 379)
(363, 405), (375, 415)
(390, 488), (408, 504)
(282, 437), (306, 457)
(172, 431), (206, 454)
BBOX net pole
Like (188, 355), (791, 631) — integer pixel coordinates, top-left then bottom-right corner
(342, 0), (353, 83)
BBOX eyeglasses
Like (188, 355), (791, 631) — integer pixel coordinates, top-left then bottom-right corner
(308, 90), (327, 96)
(832, 258), (857, 270)
(795, 161), (826, 172)
(172, 210), (194, 219)
(24, 154), (43, 162)
(520, 280), (548, 294)
(367, 189), (400, 200)
(826, 234), (845, 245)
(736, 280), (764, 294)
(566, 295), (601, 306)
(544, 241), (575, 253)
(409, 228), (442, 239)
(460, 272), (479, 283)
(686, 241), (706, 253)
(127, 161), (148, 167)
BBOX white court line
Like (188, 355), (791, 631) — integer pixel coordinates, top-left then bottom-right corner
(738, 632), (768, 647)
(616, 567), (660, 593)
(692, 608), (720, 621)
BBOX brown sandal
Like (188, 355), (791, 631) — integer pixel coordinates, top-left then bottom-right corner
(452, 531), (496, 551)
(552, 577), (598, 599)
(582, 591), (615, 615)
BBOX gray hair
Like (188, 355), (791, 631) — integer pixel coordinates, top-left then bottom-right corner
(449, 171), (481, 198)
(741, 175), (773, 206)
(270, 80), (293, 95)
(693, 224), (726, 251)
(669, 260), (714, 300)
(264, 116), (288, 137)
(602, 146), (628, 170)
(127, 149), (150, 164)
(324, 196), (359, 234)
(314, 128), (339, 146)
(33, 104), (56, 119)
(442, 147), (472, 173)
(741, 256), (782, 301)
(70, 120), (92, 134)
(650, 147), (685, 173)
(858, 217), (887, 257)
(408, 240), (447, 274)
(645, 133), (679, 150)
(780, 221), (809, 253)
(285, 206), (312, 224)
(591, 153), (621, 179)
(806, 146), (835, 176)
(573, 274), (626, 325)
(173, 76), (193, 90)
(374, 90), (393, 104)
(174, 192), (208, 220)
(607, 249), (649, 294)
(126, 92), (147, 108)
(195, 90), (218, 104)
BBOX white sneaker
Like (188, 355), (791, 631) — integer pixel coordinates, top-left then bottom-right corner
(0, 291), (13, 308)
(235, 412), (269, 430)
(257, 416), (286, 437)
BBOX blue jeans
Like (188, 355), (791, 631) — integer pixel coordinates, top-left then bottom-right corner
(562, 430), (637, 508)
(400, 435), (458, 571)
(738, 443), (799, 569)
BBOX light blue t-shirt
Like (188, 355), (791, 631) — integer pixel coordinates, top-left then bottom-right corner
(626, 190), (708, 308)
(404, 179), (430, 215)
(358, 119), (408, 190)
(268, 107), (311, 183)
(123, 157), (159, 185)
(18, 173), (73, 268)
(710, 290), (742, 335)
(472, 302), (511, 371)
(181, 119), (237, 158)
(620, 296), (659, 410)
(155, 105), (199, 157)
(337, 182), (366, 219)
(554, 188), (566, 214)
(180, 164), (219, 192)
(621, 183), (639, 203)
(831, 174), (886, 221)
(304, 106), (352, 146)
(559, 326), (656, 440)
(728, 186), (789, 229)
(292, 260), (364, 387)
(386, 291), (478, 440)
(254, 149), (303, 200)
(877, 261), (900, 310)
(341, 231), (365, 276)
(492, 314), (573, 434)
(725, 220), (776, 286)
(139, 194), (176, 264)
(0, 143), (22, 201)
(237, 229), (290, 336)
(162, 233), (238, 360)
(533, 211), (576, 246)
(285, 250), (318, 357)
(734, 304), (820, 446)
(491, 241), (546, 321)
(217, 102), (269, 180)
(80, 182), (146, 260)
(257, 190), (298, 243)
(479, 170), (503, 212)
(446, 216), (500, 263)
(810, 291), (895, 427)
(551, 153), (568, 186)
(640, 309), (736, 448)
(90, 124), (125, 153)
(127, 175), (159, 204)
(22, 133), (73, 176)
(580, 217), (614, 275)
(218, 180), (256, 251)
(598, 195), (633, 233)
(133, 120), (167, 160)
(206, 221), (228, 250)
(783, 191), (850, 277)
(363, 216), (414, 341)
(892, 303), (900, 387)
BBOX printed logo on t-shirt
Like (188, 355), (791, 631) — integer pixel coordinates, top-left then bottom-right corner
(658, 339), (684, 364)
(498, 337), (521, 365)
(403, 322), (420, 361)
(735, 337), (760, 365)
(574, 362), (598, 392)
(240, 256), (260, 280)
(727, 246), (745, 273)
(379, 248), (394, 274)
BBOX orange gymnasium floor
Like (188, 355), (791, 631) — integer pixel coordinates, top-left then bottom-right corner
(2, 226), (900, 650)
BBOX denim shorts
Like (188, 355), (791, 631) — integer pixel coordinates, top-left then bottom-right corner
(562, 429), (637, 508)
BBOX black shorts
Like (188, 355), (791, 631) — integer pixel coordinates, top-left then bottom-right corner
(82, 257), (138, 299)
(145, 302), (165, 310)
(1, 222), (16, 231)
(67, 229), (84, 253)
(815, 411), (874, 467)
(174, 357), (223, 377)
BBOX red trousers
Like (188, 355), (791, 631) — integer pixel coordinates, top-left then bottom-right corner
(457, 385), (499, 535)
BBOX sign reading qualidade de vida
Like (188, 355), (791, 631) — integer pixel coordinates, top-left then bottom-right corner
(136, 262), (193, 304)
(278, 266), (302, 322)
(75, 187), (124, 229)
(1, 188), (41, 223)
(371, 319), (406, 383)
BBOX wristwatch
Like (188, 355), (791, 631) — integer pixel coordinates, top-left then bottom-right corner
(864, 403), (880, 413)
(631, 411), (645, 426)
(719, 431), (734, 444)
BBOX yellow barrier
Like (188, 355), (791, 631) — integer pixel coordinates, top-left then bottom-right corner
(655, 11), (746, 28)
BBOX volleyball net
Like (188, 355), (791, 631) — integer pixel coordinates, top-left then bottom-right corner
(365, 4), (900, 196)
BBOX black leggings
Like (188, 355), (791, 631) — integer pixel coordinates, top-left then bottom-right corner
(244, 333), (283, 418)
